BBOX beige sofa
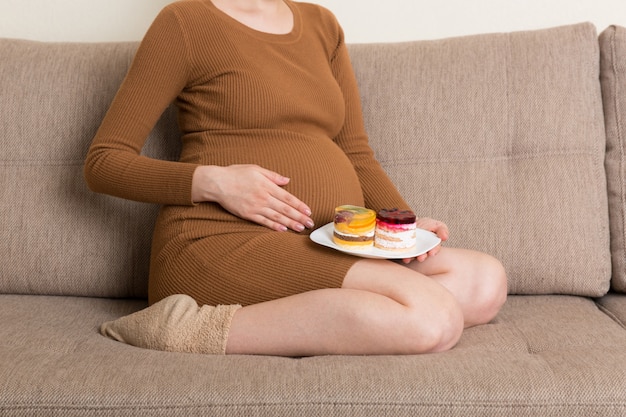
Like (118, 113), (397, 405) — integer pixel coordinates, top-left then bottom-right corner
(2, 21), (626, 416)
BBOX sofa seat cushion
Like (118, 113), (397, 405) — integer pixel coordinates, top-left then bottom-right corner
(597, 293), (626, 328)
(2, 294), (626, 416)
(350, 23), (610, 296)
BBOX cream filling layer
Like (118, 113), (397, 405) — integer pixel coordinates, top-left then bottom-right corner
(374, 227), (417, 249)
(334, 230), (375, 238)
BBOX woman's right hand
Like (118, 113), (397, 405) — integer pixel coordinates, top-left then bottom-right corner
(191, 164), (314, 233)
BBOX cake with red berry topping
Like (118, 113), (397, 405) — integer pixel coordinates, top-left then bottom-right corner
(374, 208), (417, 251)
(333, 205), (376, 249)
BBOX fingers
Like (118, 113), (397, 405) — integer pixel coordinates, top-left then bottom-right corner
(402, 218), (448, 264)
(207, 165), (314, 233)
(257, 166), (291, 187)
(416, 217), (449, 242)
(256, 169), (314, 232)
(269, 181), (312, 218)
(402, 252), (430, 264)
(254, 193), (315, 233)
(256, 166), (314, 217)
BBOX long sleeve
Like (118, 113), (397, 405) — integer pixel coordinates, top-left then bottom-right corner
(84, 6), (199, 205)
(329, 25), (412, 213)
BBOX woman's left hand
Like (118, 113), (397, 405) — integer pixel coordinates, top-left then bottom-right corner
(402, 217), (449, 264)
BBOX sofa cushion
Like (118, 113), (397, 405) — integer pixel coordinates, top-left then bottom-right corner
(597, 293), (626, 328)
(0, 39), (181, 298)
(0, 23), (610, 299)
(350, 23), (610, 296)
(600, 26), (626, 293)
(2, 294), (626, 415)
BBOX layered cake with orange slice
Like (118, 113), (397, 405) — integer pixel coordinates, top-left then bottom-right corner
(374, 208), (417, 251)
(333, 205), (376, 249)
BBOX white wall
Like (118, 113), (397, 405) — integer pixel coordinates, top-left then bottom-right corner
(1, 0), (625, 44)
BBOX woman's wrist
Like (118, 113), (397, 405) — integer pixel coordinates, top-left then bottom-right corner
(191, 165), (222, 203)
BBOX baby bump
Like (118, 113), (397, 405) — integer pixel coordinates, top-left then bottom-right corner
(180, 130), (365, 228)
(277, 139), (364, 227)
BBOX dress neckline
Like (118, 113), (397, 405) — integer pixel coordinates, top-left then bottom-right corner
(204, 0), (302, 43)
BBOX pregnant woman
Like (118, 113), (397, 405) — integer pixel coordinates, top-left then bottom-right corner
(84, 0), (507, 356)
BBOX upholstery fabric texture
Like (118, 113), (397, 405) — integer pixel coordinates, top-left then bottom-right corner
(0, 40), (179, 298)
(601, 25), (626, 292)
(351, 22), (610, 296)
(597, 293), (626, 328)
(2, 21), (626, 416)
(2, 295), (626, 416)
(0, 23), (611, 298)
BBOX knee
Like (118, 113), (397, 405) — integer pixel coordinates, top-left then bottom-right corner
(403, 295), (464, 354)
(473, 255), (508, 325)
(427, 298), (465, 353)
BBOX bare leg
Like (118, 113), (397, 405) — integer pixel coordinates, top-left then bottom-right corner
(227, 247), (507, 356)
(406, 247), (507, 328)
(100, 246), (506, 356)
(226, 258), (468, 356)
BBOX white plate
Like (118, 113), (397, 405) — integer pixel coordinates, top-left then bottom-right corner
(310, 223), (441, 259)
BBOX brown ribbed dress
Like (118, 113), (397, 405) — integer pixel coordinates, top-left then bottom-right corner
(84, 0), (410, 306)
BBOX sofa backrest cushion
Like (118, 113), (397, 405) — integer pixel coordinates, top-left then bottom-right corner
(0, 22), (611, 298)
(350, 22), (610, 296)
(600, 25), (626, 293)
(0, 39), (181, 298)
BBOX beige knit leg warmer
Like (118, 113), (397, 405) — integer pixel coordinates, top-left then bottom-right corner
(100, 294), (241, 355)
